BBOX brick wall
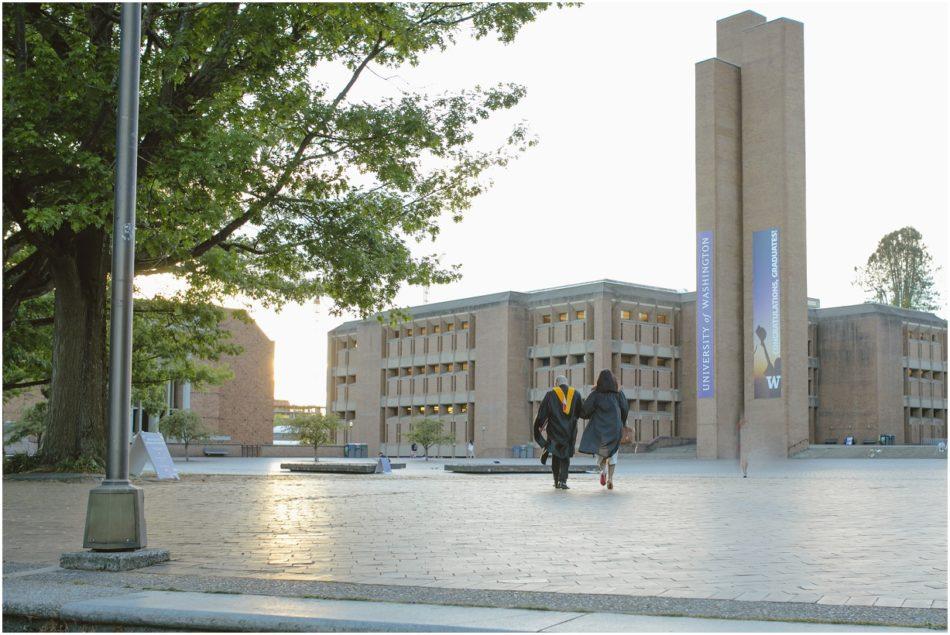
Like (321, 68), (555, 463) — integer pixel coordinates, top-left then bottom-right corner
(198, 312), (275, 445)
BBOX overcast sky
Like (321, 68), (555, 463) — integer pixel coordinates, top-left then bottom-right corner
(142, 2), (949, 406)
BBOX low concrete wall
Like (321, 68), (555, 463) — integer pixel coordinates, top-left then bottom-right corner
(793, 444), (947, 459)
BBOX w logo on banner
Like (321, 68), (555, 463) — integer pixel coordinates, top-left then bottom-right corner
(766, 375), (781, 390)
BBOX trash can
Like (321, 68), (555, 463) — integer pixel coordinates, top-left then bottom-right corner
(522, 444), (534, 459)
(511, 445), (522, 458)
(360, 443), (368, 458)
(343, 443), (351, 458)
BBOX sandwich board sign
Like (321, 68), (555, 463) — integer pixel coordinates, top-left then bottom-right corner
(374, 457), (392, 474)
(129, 432), (179, 480)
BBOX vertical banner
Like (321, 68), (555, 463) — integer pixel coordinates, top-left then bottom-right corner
(696, 231), (714, 398)
(752, 228), (781, 398)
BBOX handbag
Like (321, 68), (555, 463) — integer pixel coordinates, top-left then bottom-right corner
(620, 425), (633, 445)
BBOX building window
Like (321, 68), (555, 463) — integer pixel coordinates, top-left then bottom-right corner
(638, 311), (650, 322)
(417, 406), (425, 415)
(447, 363), (455, 372)
(419, 327), (427, 335)
(558, 312), (568, 322)
(656, 314), (668, 324)
(460, 361), (469, 371)
(576, 310), (586, 320)
(433, 405), (440, 414)
(460, 403), (469, 413)
(406, 328), (413, 337)
(433, 325), (441, 333)
(542, 315), (552, 324)
(446, 323), (455, 331)
(621, 309), (631, 320)
(447, 405), (454, 414)
(461, 321), (469, 330)
(406, 367), (414, 375)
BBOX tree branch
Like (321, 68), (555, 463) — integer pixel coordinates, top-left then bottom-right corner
(4, 378), (51, 391)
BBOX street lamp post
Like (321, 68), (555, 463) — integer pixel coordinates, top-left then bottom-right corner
(82, 3), (146, 551)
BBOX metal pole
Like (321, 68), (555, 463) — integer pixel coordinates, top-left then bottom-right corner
(81, 3), (147, 552)
(105, 2), (142, 484)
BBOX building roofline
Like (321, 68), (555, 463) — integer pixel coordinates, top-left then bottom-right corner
(328, 280), (692, 332)
(813, 302), (947, 326)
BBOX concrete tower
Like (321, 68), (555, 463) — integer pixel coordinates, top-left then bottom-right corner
(695, 11), (808, 459)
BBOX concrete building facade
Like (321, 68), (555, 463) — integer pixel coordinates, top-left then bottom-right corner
(327, 10), (946, 458)
(325, 282), (947, 458)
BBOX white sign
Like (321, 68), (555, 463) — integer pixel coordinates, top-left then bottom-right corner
(130, 432), (179, 480)
(374, 457), (392, 474)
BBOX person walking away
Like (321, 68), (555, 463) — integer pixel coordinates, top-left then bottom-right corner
(410, 442), (417, 459)
(533, 374), (582, 489)
(579, 369), (629, 490)
(467, 440), (475, 459)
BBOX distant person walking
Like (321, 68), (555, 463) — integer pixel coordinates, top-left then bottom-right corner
(579, 369), (629, 490)
(410, 442), (418, 459)
(466, 440), (475, 459)
(533, 374), (582, 489)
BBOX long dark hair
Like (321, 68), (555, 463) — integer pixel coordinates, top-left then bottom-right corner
(595, 369), (618, 393)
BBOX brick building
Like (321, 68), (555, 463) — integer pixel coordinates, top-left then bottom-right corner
(326, 280), (947, 458)
(3, 310), (274, 453)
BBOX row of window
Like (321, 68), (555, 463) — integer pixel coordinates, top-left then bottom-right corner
(541, 310), (586, 324)
(536, 309), (673, 325)
(390, 362), (470, 376)
(387, 404), (471, 416)
(390, 321), (470, 338)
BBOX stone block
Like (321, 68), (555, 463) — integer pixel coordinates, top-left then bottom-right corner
(60, 548), (170, 572)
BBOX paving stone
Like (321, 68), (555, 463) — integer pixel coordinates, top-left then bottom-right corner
(902, 599), (935, 609)
(3, 459), (946, 608)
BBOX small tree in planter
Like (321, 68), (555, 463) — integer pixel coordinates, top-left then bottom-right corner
(160, 410), (212, 461)
(289, 413), (343, 462)
(405, 418), (454, 460)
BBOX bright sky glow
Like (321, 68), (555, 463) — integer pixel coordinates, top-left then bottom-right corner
(138, 2), (948, 406)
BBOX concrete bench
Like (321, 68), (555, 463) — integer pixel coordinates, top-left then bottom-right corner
(202, 447), (229, 457)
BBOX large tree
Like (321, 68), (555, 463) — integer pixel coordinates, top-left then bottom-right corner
(3, 3), (548, 465)
(854, 227), (941, 311)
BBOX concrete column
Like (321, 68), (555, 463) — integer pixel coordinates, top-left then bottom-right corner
(694, 56), (744, 459)
(740, 18), (808, 459)
(474, 302), (530, 455)
(592, 295), (613, 382)
(716, 11), (766, 65)
(353, 321), (384, 454)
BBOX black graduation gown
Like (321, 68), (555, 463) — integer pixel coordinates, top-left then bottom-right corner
(532, 385), (581, 459)
(578, 389), (629, 458)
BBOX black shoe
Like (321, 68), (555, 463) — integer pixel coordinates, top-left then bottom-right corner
(553, 482), (559, 488)
(540, 447), (549, 465)
(558, 482), (569, 490)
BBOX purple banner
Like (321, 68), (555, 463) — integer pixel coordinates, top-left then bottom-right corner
(752, 228), (781, 398)
(696, 231), (714, 398)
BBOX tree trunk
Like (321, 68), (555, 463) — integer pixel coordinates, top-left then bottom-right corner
(43, 230), (108, 466)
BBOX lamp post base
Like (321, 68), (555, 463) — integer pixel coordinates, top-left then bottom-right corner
(61, 547), (169, 571)
(82, 481), (146, 550)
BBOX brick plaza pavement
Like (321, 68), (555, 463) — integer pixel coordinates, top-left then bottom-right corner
(3, 458), (946, 609)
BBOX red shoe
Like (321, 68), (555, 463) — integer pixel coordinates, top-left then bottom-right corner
(600, 470), (606, 486)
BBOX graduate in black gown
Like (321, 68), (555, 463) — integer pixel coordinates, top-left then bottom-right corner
(579, 369), (629, 489)
(533, 374), (582, 489)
